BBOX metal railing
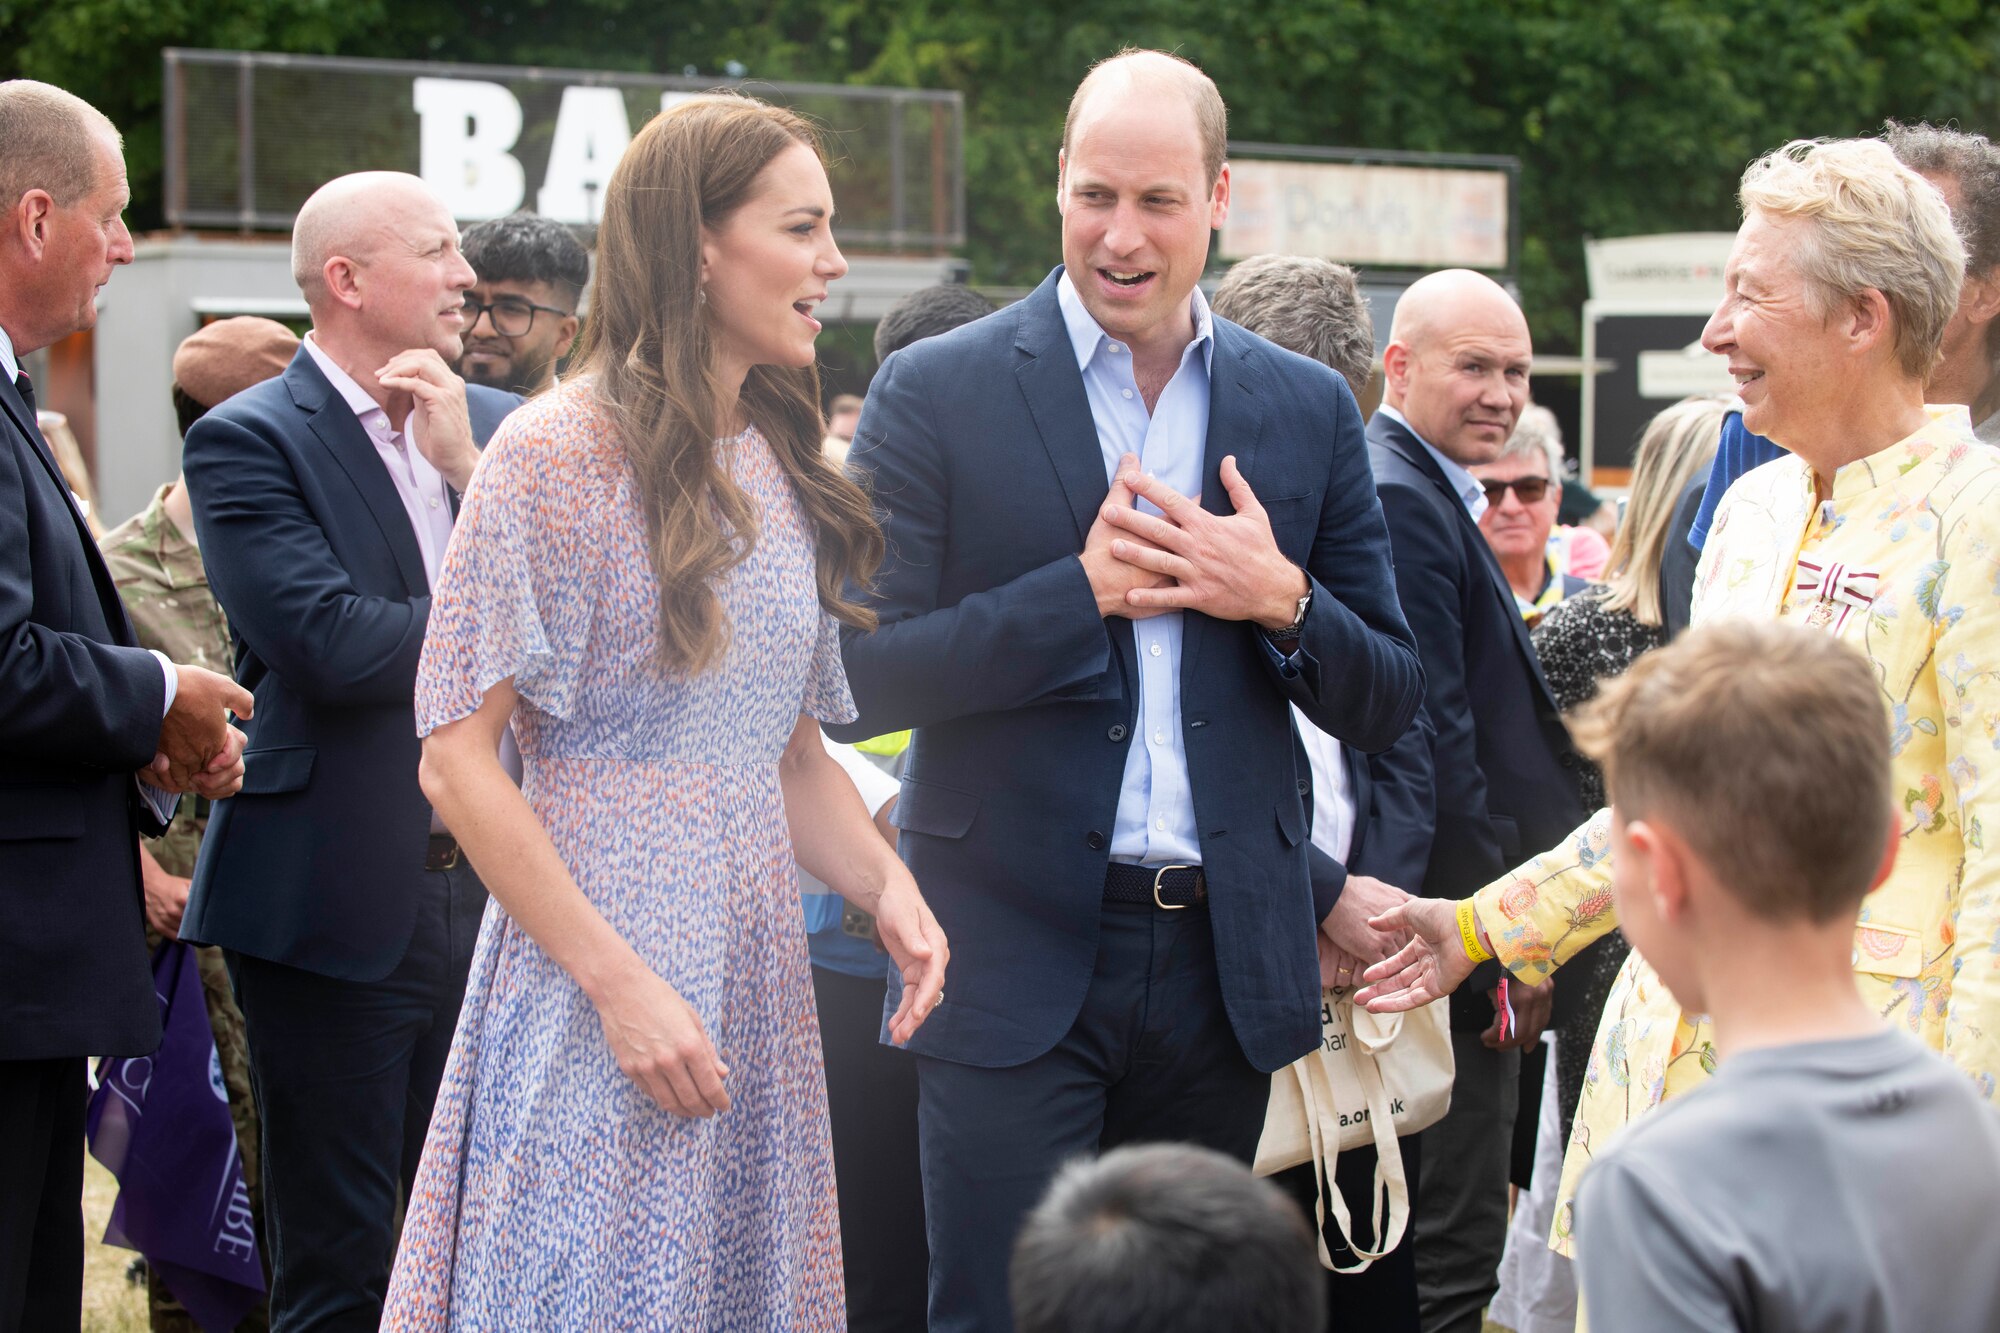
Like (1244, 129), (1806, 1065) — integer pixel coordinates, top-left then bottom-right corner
(162, 48), (966, 250)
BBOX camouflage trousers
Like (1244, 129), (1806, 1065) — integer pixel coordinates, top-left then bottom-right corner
(144, 940), (270, 1333)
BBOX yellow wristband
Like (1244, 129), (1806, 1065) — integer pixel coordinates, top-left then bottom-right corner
(1456, 898), (1494, 964)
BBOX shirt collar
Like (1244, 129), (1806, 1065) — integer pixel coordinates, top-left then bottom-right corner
(302, 332), (394, 429)
(1379, 403), (1489, 521)
(1056, 269), (1215, 376)
(0, 323), (18, 385)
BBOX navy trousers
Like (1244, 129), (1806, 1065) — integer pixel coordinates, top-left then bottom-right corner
(227, 862), (485, 1332)
(0, 1057), (86, 1333)
(916, 898), (1273, 1333)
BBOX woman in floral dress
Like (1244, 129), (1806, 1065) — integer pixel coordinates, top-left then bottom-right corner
(1360, 137), (2000, 1262)
(381, 95), (948, 1329)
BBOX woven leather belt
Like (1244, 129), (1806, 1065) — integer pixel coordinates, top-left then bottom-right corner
(425, 834), (463, 872)
(1104, 862), (1207, 910)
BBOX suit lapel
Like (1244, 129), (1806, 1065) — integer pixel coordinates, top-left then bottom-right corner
(1183, 322), (1266, 691)
(1371, 414), (1559, 712)
(1, 371), (142, 646)
(286, 352), (431, 597)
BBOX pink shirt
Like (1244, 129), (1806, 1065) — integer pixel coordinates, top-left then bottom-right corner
(302, 334), (457, 588)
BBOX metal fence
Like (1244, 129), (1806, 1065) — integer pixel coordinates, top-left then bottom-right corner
(162, 48), (966, 250)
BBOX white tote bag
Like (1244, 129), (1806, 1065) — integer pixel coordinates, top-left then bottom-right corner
(1253, 986), (1454, 1272)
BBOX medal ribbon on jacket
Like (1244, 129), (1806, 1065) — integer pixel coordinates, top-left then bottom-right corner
(1792, 558), (1879, 634)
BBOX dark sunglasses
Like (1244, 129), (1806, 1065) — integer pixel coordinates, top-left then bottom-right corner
(462, 296), (572, 338)
(1480, 476), (1551, 505)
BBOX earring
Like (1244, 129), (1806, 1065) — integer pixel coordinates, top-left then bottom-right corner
(697, 287), (707, 306)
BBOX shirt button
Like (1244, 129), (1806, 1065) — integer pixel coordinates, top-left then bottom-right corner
(1152, 731), (1165, 746)
(1149, 643), (1162, 657)
(1107, 724), (1128, 742)
(1087, 831), (1107, 850)
(428, 498), (441, 509)
(1154, 817), (1166, 832)
(1121, 389), (1134, 399)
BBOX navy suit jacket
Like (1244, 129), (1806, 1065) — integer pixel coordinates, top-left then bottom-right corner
(831, 270), (1424, 1074)
(0, 368), (169, 1058)
(181, 348), (518, 980)
(1365, 412), (1586, 1024)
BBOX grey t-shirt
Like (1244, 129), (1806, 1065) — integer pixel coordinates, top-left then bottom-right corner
(1575, 1027), (2000, 1332)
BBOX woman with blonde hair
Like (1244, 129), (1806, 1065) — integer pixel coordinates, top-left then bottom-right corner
(1363, 135), (2000, 1274)
(382, 94), (948, 1326)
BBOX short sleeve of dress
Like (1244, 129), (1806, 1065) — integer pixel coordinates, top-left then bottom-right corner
(802, 607), (857, 727)
(415, 409), (604, 737)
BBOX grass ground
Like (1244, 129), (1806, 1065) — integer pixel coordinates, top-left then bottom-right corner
(81, 1152), (147, 1333)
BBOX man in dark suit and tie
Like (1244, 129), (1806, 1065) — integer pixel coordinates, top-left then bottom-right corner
(1361, 269), (1586, 1333)
(0, 80), (251, 1333)
(832, 51), (1425, 1332)
(180, 171), (519, 1331)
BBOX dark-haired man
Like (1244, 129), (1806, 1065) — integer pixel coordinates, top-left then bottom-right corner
(456, 212), (586, 397)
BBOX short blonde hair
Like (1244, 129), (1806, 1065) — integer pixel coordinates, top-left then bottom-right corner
(1598, 395), (1727, 624)
(1064, 50), (1227, 189)
(0, 80), (120, 212)
(1574, 619), (1891, 924)
(1739, 138), (1965, 380)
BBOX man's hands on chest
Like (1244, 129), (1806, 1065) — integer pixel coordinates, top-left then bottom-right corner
(1088, 453), (1308, 628)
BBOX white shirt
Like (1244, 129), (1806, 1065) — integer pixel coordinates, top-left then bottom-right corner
(1378, 403), (1489, 522)
(1293, 705), (1357, 865)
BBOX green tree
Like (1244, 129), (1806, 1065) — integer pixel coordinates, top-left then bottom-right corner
(7, 0), (1999, 351)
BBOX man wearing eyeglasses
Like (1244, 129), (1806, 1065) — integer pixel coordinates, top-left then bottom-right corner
(1469, 415), (1588, 629)
(456, 212), (586, 397)
(1363, 269), (1585, 1333)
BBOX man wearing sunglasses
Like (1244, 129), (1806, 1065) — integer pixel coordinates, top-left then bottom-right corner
(1362, 269), (1585, 1333)
(1470, 412), (1588, 627)
(456, 212), (586, 397)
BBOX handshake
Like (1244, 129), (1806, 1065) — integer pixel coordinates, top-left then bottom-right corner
(139, 663), (255, 801)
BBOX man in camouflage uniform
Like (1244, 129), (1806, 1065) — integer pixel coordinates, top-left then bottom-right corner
(98, 316), (297, 1333)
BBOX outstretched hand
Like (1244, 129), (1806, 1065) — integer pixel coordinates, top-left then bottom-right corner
(1351, 896), (1480, 1013)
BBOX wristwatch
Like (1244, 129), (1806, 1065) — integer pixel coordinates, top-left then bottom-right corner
(1266, 586), (1312, 642)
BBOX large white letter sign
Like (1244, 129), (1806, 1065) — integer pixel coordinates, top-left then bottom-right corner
(538, 86), (633, 223)
(412, 78), (526, 219)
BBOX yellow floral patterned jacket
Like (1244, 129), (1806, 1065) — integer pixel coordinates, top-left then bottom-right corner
(1471, 406), (2000, 1254)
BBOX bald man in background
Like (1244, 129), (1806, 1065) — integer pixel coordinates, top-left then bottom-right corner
(1363, 270), (1584, 1333)
(179, 172), (518, 1331)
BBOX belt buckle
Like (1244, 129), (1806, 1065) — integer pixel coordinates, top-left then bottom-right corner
(1152, 863), (1192, 911)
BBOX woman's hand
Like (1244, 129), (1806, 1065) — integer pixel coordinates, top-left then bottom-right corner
(870, 871), (949, 1045)
(593, 962), (732, 1118)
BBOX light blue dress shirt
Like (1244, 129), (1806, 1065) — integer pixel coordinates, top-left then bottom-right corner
(1056, 273), (1215, 866)
(1377, 403), (1489, 522)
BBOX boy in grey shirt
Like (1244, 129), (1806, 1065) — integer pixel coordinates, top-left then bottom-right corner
(1566, 620), (2000, 1333)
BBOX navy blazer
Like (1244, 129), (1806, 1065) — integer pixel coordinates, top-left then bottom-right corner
(180, 348), (518, 980)
(831, 269), (1424, 1074)
(1365, 412), (1585, 1025)
(0, 369), (168, 1058)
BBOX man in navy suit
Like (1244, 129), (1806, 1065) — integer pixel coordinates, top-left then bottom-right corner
(833, 51), (1425, 1332)
(0, 81), (251, 1333)
(181, 172), (519, 1332)
(1361, 270), (1585, 1333)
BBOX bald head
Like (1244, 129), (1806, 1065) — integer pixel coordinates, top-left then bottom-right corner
(1383, 269), (1532, 466)
(292, 172), (452, 306)
(1064, 49), (1227, 188)
(291, 170), (476, 367)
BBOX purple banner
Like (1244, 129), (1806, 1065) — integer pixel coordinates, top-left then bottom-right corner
(88, 941), (263, 1333)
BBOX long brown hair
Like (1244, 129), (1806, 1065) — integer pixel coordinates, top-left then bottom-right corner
(1597, 395), (1727, 625)
(573, 93), (881, 674)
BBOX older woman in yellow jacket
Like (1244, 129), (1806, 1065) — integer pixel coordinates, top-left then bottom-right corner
(1357, 135), (2000, 1258)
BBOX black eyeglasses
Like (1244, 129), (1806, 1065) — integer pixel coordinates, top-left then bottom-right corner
(1480, 476), (1551, 505)
(462, 296), (572, 338)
